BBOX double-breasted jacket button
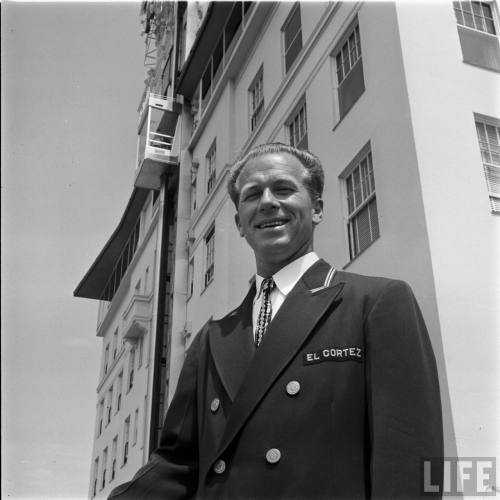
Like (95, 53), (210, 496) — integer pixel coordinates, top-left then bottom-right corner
(265, 448), (281, 464)
(210, 397), (220, 413)
(213, 459), (226, 474)
(286, 380), (301, 396)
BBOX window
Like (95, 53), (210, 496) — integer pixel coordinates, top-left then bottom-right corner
(106, 386), (113, 425)
(225, 2), (243, 54)
(116, 372), (123, 413)
(343, 147), (380, 260)
(191, 3), (253, 126)
(111, 436), (118, 482)
(123, 417), (130, 465)
(282, 3), (302, 73)
(206, 142), (217, 194)
(97, 399), (104, 437)
(112, 329), (118, 360)
(188, 258), (194, 298)
(249, 67), (264, 132)
(138, 336), (143, 369)
(161, 48), (173, 96)
(453, 1), (500, 71)
(144, 267), (150, 295)
(133, 408), (139, 445)
(92, 457), (99, 497)
(128, 349), (135, 391)
(204, 226), (215, 288)
(103, 344), (110, 375)
(475, 116), (500, 213)
(454, 1), (496, 33)
(152, 189), (160, 206)
(100, 217), (141, 302)
(334, 22), (365, 120)
(287, 100), (308, 150)
(101, 448), (108, 490)
(191, 170), (198, 214)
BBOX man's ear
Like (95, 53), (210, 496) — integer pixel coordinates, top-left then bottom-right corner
(234, 213), (244, 237)
(312, 198), (323, 225)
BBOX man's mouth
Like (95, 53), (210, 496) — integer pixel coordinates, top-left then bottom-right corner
(255, 218), (288, 229)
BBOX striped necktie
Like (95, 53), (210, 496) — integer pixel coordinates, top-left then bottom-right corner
(255, 277), (275, 347)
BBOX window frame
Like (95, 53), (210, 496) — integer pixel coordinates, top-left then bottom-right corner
(123, 416), (130, 466)
(454, 1), (497, 35)
(249, 66), (264, 133)
(111, 435), (118, 482)
(101, 447), (108, 490)
(340, 144), (380, 261)
(206, 141), (217, 195)
(474, 113), (500, 214)
(286, 97), (308, 150)
(97, 399), (104, 437)
(115, 371), (123, 414)
(92, 457), (99, 497)
(128, 348), (135, 392)
(187, 257), (195, 299)
(335, 24), (362, 85)
(282, 3), (303, 74)
(204, 225), (216, 289)
(331, 18), (365, 123)
(133, 408), (139, 446)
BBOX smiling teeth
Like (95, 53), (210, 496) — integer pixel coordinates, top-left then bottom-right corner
(259, 221), (285, 228)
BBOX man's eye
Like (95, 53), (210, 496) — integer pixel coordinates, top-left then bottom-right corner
(243, 192), (259, 201)
(275, 187), (293, 195)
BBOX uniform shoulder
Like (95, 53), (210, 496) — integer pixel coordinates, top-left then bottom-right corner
(335, 270), (409, 295)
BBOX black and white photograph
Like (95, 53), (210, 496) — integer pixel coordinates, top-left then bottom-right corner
(2, 1), (499, 498)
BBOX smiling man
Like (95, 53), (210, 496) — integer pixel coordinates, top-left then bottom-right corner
(109, 143), (443, 499)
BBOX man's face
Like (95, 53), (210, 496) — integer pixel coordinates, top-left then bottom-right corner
(234, 152), (323, 276)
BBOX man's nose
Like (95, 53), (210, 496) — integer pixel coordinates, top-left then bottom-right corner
(259, 188), (279, 210)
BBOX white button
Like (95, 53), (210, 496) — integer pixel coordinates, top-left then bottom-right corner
(265, 448), (281, 464)
(210, 398), (220, 413)
(213, 459), (226, 474)
(286, 381), (301, 396)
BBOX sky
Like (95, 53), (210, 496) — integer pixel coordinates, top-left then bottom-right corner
(2, 2), (147, 497)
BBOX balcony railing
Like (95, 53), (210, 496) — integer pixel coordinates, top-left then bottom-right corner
(144, 130), (174, 160)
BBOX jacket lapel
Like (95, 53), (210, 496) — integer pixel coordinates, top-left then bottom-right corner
(209, 260), (345, 473)
(208, 285), (256, 402)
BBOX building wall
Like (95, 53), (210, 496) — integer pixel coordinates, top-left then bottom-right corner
(161, 0), (498, 481)
(396, 2), (500, 461)
(163, 0), (500, 464)
(89, 193), (162, 498)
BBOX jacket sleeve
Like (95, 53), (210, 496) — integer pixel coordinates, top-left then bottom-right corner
(108, 332), (202, 500)
(365, 280), (443, 498)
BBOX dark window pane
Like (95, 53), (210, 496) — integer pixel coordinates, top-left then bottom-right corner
(225, 3), (243, 50)
(284, 7), (301, 48)
(213, 37), (223, 76)
(285, 34), (302, 72)
(485, 19), (496, 34)
(472, 2), (482, 15)
(369, 199), (380, 240)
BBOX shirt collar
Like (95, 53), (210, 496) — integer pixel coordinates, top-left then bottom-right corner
(255, 252), (319, 299)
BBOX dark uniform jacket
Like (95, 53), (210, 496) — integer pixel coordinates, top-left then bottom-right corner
(109, 260), (443, 499)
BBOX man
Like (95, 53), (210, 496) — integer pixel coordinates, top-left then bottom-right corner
(110, 143), (443, 499)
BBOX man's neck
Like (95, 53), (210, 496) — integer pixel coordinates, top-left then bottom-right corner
(255, 246), (315, 278)
(256, 251), (318, 279)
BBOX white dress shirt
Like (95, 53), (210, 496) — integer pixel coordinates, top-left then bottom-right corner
(252, 252), (319, 339)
